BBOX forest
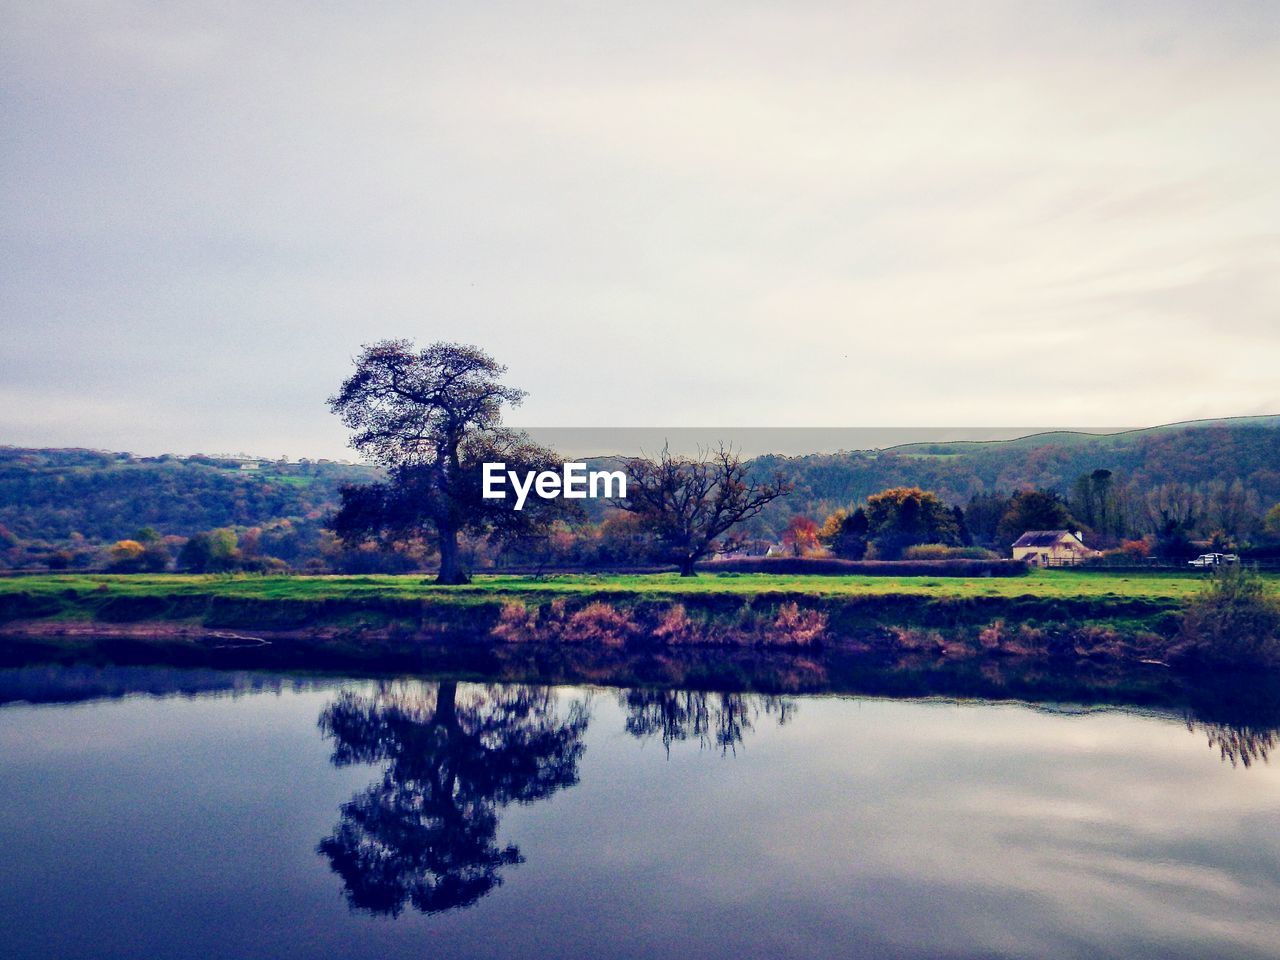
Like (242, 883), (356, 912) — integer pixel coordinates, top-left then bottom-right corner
(2, 417), (1279, 573)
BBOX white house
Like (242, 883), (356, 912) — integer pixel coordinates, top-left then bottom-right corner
(1011, 530), (1100, 567)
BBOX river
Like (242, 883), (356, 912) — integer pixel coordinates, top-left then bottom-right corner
(1, 665), (1277, 959)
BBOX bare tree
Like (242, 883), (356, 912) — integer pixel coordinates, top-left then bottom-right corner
(616, 445), (790, 576)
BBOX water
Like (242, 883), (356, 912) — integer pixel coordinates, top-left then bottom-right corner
(1, 666), (1278, 959)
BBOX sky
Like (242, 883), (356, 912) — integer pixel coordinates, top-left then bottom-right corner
(2, 0), (1278, 459)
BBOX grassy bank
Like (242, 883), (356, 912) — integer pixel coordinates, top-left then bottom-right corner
(0, 568), (1244, 603)
(1, 569), (1274, 675)
(0, 569), (1225, 635)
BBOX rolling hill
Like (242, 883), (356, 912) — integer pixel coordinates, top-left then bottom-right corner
(2, 415), (1278, 567)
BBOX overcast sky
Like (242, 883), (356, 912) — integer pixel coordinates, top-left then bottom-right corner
(2, 0), (1278, 459)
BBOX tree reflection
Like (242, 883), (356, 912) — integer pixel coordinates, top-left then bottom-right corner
(1187, 718), (1277, 769)
(318, 680), (588, 915)
(621, 689), (794, 755)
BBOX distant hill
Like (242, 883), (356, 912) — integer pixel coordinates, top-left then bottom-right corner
(746, 415), (1280, 536)
(0, 448), (377, 545)
(2, 415), (1278, 567)
(756, 415), (1280, 501)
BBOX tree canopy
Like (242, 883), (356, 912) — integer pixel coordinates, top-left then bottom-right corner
(328, 340), (565, 583)
(995, 489), (1076, 549)
(864, 487), (962, 559)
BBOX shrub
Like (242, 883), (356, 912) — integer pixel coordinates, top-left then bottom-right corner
(491, 600), (538, 643)
(106, 539), (146, 572)
(976, 619), (1048, 656)
(699, 557), (1027, 577)
(1177, 565), (1280, 669)
(903, 544), (996, 561)
(883, 626), (945, 652)
(653, 604), (704, 644)
(1119, 538), (1151, 559)
(767, 603), (827, 646)
(564, 601), (640, 646)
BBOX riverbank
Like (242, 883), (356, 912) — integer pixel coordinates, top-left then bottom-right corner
(1, 569), (1269, 674)
(0, 568), (1235, 603)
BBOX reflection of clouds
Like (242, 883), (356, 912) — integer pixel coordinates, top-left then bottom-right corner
(617, 699), (1280, 958)
(1037, 842), (1252, 904)
(10, 672), (1280, 958)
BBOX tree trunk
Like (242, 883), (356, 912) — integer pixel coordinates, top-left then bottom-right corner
(435, 529), (471, 585)
(677, 557), (698, 577)
(435, 680), (458, 728)
(431, 680), (460, 811)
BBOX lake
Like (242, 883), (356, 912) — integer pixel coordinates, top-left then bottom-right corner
(1, 665), (1278, 959)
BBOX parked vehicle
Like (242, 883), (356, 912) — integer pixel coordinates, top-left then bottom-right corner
(1188, 553), (1240, 567)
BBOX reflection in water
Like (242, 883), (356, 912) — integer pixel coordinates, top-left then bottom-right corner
(0, 664), (325, 705)
(317, 680), (588, 915)
(315, 684), (797, 915)
(6, 664), (1280, 960)
(621, 689), (795, 754)
(4, 661), (1280, 777)
(1188, 718), (1277, 768)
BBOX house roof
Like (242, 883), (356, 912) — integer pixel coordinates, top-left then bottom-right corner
(1012, 530), (1078, 548)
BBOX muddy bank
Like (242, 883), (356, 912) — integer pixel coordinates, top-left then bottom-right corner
(0, 579), (1220, 688)
(0, 607), (1175, 684)
(0, 586), (1182, 638)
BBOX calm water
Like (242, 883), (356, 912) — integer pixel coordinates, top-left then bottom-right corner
(1, 666), (1278, 959)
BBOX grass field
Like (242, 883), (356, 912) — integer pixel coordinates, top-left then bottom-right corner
(1, 568), (1268, 605)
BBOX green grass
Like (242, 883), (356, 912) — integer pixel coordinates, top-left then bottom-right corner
(7, 569), (1273, 671)
(261, 474), (314, 487)
(2, 569), (1270, 605)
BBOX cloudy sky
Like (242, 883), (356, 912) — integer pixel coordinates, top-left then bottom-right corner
(2, 0), (1278, 458)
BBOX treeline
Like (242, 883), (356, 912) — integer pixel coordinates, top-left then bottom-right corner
(746, 421), (1280, 511)
(0, 448), (376, 571)
(744, 467), (1280, 560)
(3, 417), (1280, 572)
(500, 477), (1280, 570)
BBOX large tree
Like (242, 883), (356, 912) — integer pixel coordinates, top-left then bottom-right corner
(864, 487), (961, 559)
(1265, 503), (1280, 540)
(996, 488), (1076, 550)
(818, 506), (870, 560)
(782, 515), (821, 557)
(616, 445), (790, 576)
(328, 340), (565, 583)
(964, 492), (1013, 550)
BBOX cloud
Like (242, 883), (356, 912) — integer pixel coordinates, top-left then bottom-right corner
(1, 1), (1278, 455)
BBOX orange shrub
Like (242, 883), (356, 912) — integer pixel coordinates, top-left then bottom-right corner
(767, 602), (828, 646)
(491, 601), (539, 643)
(653, 604), (705, 645)
(564, 601), (640, 647)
